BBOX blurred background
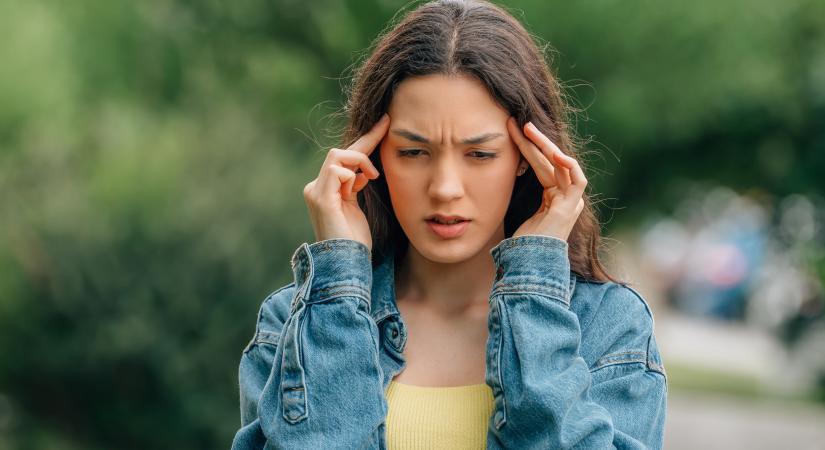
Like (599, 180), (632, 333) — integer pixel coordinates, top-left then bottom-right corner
(1, 0), (823, 449)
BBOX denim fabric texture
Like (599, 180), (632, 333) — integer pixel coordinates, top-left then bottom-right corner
(231, 235), (667, 449)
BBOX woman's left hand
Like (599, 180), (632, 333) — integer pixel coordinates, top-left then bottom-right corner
(506, 117), (588, 242)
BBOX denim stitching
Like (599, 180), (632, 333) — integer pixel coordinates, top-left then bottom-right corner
(495, 280), (568, 293)
(256, 331), (281, 347)
(307, 284), (371, 305)
(492, 289), (570, 308)
(490, 234), (568, 254)
(646, 333), (667, 378)
(589, 359), (647, 374)
(494, 298), (508, 429)
(243, 281), (295, 353)
(244, 285), (293, 354)
(591, 351), (647, 371)
(243, 300), (267, 354)
(280, 306), (309, 424)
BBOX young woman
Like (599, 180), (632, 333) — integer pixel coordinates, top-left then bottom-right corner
(232, 1), (667, 448)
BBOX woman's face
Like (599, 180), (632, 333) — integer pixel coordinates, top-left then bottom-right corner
(379, 73), (524, 263)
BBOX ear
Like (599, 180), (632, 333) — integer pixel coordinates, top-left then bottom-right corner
(516, 158), (528, 176)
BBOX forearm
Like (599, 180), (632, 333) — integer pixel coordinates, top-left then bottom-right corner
(485, 235), (664, 449)
(232, 239), (386, 449)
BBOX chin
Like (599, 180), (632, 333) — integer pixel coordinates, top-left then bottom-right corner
(417, 245), (474, 264)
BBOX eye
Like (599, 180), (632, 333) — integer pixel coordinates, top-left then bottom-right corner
(398, 149), (427, 158)
(469, 151), (497, 160)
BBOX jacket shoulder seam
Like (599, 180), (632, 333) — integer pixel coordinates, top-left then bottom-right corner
(584, 282), (664, 376)
(243, 282), (295, 353)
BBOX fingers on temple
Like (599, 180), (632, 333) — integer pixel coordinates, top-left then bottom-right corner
(523, 121), (588, 195)
(507, 117), (557, 187)
(347, 114), (390, 155)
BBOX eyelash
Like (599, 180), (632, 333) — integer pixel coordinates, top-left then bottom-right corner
(399, 149), (497, 160)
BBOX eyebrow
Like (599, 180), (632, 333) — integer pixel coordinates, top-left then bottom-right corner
(391, 129), (503, 145)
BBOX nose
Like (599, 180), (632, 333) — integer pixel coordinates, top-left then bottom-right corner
(427, 155), (465, 202)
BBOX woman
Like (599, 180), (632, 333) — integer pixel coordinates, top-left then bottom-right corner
(232, 0), (667, 448)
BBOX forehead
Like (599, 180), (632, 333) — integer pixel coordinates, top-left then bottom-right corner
(387, 74), (509, 134)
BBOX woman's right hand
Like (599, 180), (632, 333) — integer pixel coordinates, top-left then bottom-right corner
(302, 113), (390, 252)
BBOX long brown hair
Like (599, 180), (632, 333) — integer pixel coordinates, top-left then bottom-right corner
(336, 0), (623, 284)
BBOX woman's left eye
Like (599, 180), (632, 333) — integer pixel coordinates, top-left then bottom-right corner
(469, 151), (497, 159)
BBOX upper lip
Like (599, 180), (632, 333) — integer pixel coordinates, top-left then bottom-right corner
(426, 214), (470, 222)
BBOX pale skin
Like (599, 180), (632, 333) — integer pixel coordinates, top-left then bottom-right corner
(302, 74), (587, 387)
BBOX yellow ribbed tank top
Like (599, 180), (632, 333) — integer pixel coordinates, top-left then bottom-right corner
(384, 380), (494, 449)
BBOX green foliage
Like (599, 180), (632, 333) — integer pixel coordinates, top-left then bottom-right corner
(0, 0), (822, 447)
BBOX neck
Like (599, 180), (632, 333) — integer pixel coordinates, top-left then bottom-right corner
(394, 225), (505, 318)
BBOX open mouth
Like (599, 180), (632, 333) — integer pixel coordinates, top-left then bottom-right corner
(427, 218), (468, 225)
(425, 218), (471, 239)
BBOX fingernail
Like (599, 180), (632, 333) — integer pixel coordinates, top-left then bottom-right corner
(380, 113), (389, 123)
(527, 121), (536, 131)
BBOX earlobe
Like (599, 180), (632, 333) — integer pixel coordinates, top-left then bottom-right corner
(516, 161), (528, 176)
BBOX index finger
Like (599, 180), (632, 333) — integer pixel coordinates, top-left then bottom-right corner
(347, 113), (391, 155)
(506, 117), (557, 187)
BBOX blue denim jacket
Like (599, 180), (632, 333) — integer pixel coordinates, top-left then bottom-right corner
(231, 235), (667, 449)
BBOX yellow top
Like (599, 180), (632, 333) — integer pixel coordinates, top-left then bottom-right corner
(385, 380), (495, 449)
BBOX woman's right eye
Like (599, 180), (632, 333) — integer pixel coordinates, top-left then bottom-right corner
(399, 149), (426, 158)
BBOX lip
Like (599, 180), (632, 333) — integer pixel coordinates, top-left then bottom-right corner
(426, 213), (470, 222)
(425, 218), (471, 239)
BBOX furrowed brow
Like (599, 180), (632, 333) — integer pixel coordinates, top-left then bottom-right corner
(391, 129), (503, 145)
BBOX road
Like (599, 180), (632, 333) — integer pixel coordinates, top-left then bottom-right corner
(665, 392), (825, 450)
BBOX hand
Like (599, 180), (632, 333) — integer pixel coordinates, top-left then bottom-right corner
(506, 117), (588, 242)
(302, 114), (390, 251)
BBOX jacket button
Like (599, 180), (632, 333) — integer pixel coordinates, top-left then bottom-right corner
(391, 329), (399, 338)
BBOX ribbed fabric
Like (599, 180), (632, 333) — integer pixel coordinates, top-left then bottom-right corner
(385, 380), (494, 449)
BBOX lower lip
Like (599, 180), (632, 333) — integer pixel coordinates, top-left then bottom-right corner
(426, 220), (470, 239)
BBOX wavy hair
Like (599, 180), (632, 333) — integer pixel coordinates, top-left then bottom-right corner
(335, 0), (623, 283)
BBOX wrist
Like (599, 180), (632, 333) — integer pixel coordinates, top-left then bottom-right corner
(490, 234), (573, 306)
(291, 238), (372, 307)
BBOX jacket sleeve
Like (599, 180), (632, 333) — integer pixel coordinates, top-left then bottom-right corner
(484, 234), (667, 450)
(231, 238), (386, 450)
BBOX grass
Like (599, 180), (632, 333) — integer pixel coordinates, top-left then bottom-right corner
(665, 361), (825, 408)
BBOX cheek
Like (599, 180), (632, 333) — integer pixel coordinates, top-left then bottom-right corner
(471, 164), (518, 216)
(380, 157), (419, 217)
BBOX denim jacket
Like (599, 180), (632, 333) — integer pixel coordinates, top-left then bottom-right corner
(231, 235), (667, 449)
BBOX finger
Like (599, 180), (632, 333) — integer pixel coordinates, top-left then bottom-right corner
(553, 150), (588, 190)
(327, 148), (380, 178)
(318, 164), (356, 201)
(350, 172), (370, 195)
(524, 122), (571, 190)
(506, 117), (557, 187)
(552, 153), (572, 191)
(342, 175), (355, 201)
(347, 113), (391, 155)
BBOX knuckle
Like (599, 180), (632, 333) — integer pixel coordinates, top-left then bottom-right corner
(302, 181), (314, 196)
